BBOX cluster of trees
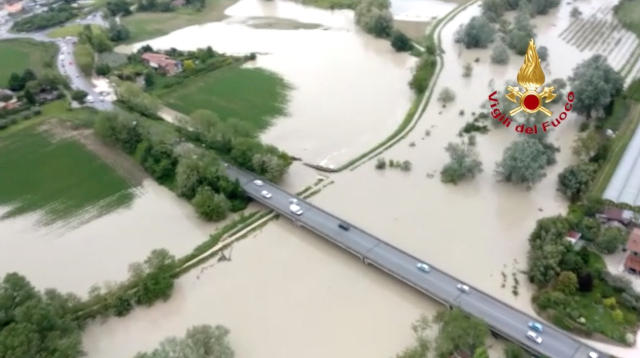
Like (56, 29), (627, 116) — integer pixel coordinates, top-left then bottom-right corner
(528, 201), (640, 342)
(187, 110), (291, 182)
(355, 0), (393, 38)
(11, 4), (76, 32)
(114, 80), (161, 117)
(569, 55), (624, 120)
(84, 249), (178, 317)
(396, 309), (490, 358)
(354, 0), (412, 52)
(555, 55), (624, 203)
(106, 0), (133, 16)
(78, 25), (113, 53)
(482, 0), (560, 20)
(108, 20), (131, 42)
(455, 16), (495, 49)
(495, 137), (558, 189)
(134, 324), (234, 358)
(6, 69), (66, 105)
(94, 108), (288, 221)
(409, 53), (437, 94)
(440, 142), (483, 184)
(457, 0), (559, 55)
(0, 273), (84, 358)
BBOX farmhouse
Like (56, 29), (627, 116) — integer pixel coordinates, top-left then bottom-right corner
(141, 52), (182, 76)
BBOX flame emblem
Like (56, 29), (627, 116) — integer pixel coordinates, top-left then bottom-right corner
(505, 39), (556, 116)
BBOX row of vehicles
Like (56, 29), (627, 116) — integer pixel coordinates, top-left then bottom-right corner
(415, 262), (470, 293)
(253, 179), (303, 215)
(251, 176), (601, 358)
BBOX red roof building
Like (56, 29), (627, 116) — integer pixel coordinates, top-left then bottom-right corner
(624, 228), (640, 274)
(141, 52), (182, 76)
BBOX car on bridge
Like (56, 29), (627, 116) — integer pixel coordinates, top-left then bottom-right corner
(526, 330), (543, 344)
(456, 283), (470, 293)
(528, 321), (543, 333)
(416, 262), (430, 273)
(253, 179), (264, 186)
(288, 199), (303, 215)
(260, 190), (272, 199)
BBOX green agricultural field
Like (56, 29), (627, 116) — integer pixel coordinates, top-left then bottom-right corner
(0, 123), (135, 225)
(615, 0), (640, 38)
(48, 24), (104, 38)
(156, 67), (289, 135)
(0, 39), (58, 88)
(122, 0), (236, 43)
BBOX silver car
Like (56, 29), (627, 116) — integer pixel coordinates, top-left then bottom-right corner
(260, 190), (272, 199)
(526, 330), (543, 344)
(456, 283), (470, 293)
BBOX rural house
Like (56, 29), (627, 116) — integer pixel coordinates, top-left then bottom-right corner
(597, 207), (639, 226)
(141, 52), (182, 76)
(624, 228), (640, 275)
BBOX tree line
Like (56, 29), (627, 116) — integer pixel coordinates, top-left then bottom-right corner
(11, 4), (77, 32)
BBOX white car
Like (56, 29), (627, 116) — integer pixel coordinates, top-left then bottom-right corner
(416, 263), (430, 273)
(456, 283), (470, 293)
(588, 352), (599, 358)
(85, 95), (94, 103)
(289, 203), (303, 216)
(253, 179), (264, 186)
(260, 190), (272, 199)
(526, 330), (543, 344)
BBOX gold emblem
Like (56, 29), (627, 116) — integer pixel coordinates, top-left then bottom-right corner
(505, 39), (556, 116)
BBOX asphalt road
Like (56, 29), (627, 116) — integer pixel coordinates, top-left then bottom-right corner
(225, 165), (609, 358)
(0, 12), (112, 111)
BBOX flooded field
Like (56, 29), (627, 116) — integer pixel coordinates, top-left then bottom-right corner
(130, 0), (416, 169)
(0, 179), (221, 295)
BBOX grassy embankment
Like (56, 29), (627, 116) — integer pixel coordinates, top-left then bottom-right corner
(154, 66), (289, 135)
(48, 24), (104, 38)
(0, 39), (58, 86)
(0, 101), (135, 224)
(121, 0), (236, 43)
(590, 81), (640, 196)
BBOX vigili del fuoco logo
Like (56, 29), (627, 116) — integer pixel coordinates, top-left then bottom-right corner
(487, 39), (575, 135)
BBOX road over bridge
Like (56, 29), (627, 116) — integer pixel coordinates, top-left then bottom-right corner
(225, 165), (608, 358)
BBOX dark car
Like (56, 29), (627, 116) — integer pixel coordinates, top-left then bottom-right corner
(338, 222), (350, 231)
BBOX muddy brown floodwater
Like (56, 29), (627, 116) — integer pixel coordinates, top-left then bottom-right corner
(71, 0), (640, 357)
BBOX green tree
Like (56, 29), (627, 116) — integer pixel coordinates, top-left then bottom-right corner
(23, 89), (36, 105)
(491, 41), (510, 64)
(115, 80), (160, 117)
(134, 324), (234, 358)
(95, 63), (111, 76)
(538, 45), (548, 61)
(434, 309), (489, 358)
(409, 55), (436, 94)
(391, 30), (412, 52)
(175, 153), (220, 199)
(496, 138), (557, 188)
(572, 130), (601, 161)
(462, 63), (473, 77)
(554, 271), (578, 295)
(144, 71), (155, 88)
(527, 216), (571, 286)
(557, 163), (598, 202)
(506, 2), (535, 55)
(355, 0), (393, 38)
(530, 0), (560, 15)
(71, 89), (88, 103)
(440, 142), (483, 184)
(569, 55), (624, 119)
(595, 227), (627, 254)
(183, 59), (196, 71)
(0, 273), (83, 358)
(438, 87), (456, 104)
(8, 73), (25, 91)
(482, 0), (507, 21)
(455, 16), (495, 49)
(192, 186), (230, 221)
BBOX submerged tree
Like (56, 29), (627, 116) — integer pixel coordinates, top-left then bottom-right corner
(440, 142), (483, 184)
(495, 138), (557, 188)
(134, 324), (234, 358)
(569, 55), (623, 120)
(455, 16), (495, 49)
